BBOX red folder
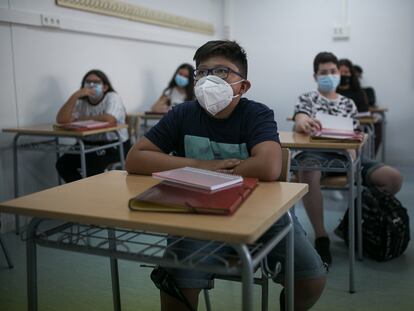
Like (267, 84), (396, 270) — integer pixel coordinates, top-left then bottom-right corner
(128, 178), (258, 215)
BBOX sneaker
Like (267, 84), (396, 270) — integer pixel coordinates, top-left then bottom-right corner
(315, 236), (332, 265)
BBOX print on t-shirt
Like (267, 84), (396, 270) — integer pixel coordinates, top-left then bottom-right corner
(184, 135), (249, 160)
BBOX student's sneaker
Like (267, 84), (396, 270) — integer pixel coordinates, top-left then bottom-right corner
(315, 236), (332, 265)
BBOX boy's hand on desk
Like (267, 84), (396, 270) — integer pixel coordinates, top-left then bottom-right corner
(196, 159), (241, 173)
(296, 118), (321, 134)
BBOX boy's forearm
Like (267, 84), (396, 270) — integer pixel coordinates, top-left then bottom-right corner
(232, 158), (279, 181)
(125, 150), (197, 175)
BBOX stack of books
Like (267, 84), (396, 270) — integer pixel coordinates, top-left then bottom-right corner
(129, 167), (258, 215)
(311, 113), (363, 142)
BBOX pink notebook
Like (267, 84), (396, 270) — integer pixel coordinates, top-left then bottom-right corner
(152, 167), (243, 191)
(55, 120), (112, 131)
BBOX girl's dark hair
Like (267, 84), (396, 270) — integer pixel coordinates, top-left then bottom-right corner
(193, 40), (248, 78)
(313, 52), (339, 73)
(81, 69), (116, 94)
(338, 59), (362, 91)
(164, 63), (195, 101)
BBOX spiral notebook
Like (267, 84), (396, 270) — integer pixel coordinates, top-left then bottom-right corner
(152, 167), (243, 191)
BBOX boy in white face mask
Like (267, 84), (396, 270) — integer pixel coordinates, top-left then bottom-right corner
(126, 40), (326, 311)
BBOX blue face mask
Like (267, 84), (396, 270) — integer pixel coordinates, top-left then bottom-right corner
(84, 82), (103, 100)
(174, 74), (189, 87)
(317, 74), (340, 93)
(94, 84), (103, 98)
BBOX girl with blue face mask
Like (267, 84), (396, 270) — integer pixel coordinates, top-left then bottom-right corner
(55, 69), (130, 183)
(151, 63), (195, 113)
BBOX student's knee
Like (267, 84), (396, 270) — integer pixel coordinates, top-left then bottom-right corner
(294, 276), (326, 310)
(369, 165), (403, 195)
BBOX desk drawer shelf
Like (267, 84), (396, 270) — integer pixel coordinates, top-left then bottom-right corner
(30, 220), (283, 278)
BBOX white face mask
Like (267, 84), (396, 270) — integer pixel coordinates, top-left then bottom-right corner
(194, 75), (244, 115)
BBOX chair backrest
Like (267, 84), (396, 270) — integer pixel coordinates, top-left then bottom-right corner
(125, 114), (139, 144)
(278, 148), (291, 182)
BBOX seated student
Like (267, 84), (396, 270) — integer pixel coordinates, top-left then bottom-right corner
(293, 52), (403, 264)
(56, 69), (130, 183)
(352, 63), (382, 154)
(337, 58), (369, 112)
(151, 63), (195, 113)
(126, 40), (326, 311)
(353, 64), (377, 107)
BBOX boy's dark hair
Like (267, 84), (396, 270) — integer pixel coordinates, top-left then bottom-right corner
(313, 52), (339, 74)
(193, 40), (248, 78)
(81, 69), (116, 94)
(164, 63), (195, 101)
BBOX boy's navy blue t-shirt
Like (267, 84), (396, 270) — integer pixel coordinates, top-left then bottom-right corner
(145, 98), (280, 160)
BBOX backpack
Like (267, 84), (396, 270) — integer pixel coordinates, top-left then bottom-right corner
(334, 186), (410, 261)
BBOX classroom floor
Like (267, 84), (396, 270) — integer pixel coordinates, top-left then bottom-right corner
(1, 166), (413, 311)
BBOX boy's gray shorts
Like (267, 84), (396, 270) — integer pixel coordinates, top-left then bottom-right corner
(161, 213), (327, 289)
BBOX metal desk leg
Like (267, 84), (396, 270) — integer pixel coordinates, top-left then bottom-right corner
(0, 236), (13, 268)
(108, 229), (121, 311)
(356, 157), (363, 261)
(285, 212), (294, 311)
(55, 137), (62, 185)
(346, 153), (356, 293)
(13, 134), (20, 234)
(77, 139), (87, 178)
(115, 132), (125, 170)
(27, 218), (42, 311)
(233, 244), (254, 311)
(381, 112), (386, 162)
(370, 124), (375, 160)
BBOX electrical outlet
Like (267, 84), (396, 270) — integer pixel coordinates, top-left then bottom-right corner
(41, 14), (61, 28)
(333, 25), (350, 40)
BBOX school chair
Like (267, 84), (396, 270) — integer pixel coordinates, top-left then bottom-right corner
(105, 115), (137, 171)
(203, 148), (291, 311)
(125, 114), (139, 145)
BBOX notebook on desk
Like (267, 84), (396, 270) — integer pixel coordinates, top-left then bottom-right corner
(311, 113), (363, 142)
(128, 177), (258, 215)
(54, 120), (113, 131)
(152, 167), (243, 191)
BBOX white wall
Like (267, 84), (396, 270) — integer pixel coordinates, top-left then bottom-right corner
(229, 0), (414, 165)
(0, 0), (224, 231)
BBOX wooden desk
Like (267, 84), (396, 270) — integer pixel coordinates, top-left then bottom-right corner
(0, 171), (307, 311)
(369, 106), (388, 113)
(279, 131), (366, 293)
(2, 124), (128, 232)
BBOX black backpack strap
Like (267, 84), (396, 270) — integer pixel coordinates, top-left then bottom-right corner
(151, 266), (196, 311)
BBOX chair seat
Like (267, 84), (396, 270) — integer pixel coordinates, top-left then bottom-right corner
(291, 174), (348, 187)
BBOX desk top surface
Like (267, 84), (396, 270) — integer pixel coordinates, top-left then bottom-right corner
(3, 124), (128, 137)
(357, 114), (380, 124)
(128, 112), (166, 120)
(369, 106), (388, 113)
(279, 131), (367, 150)
(0, 171), (307, 244)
